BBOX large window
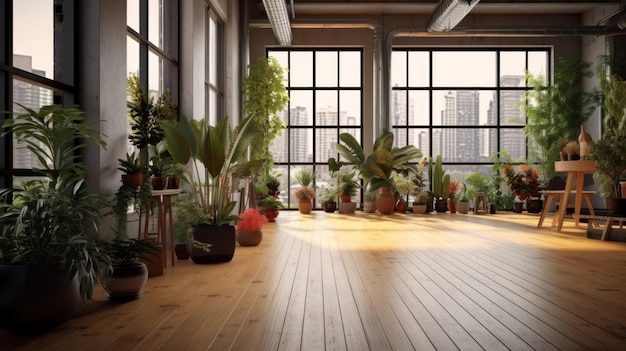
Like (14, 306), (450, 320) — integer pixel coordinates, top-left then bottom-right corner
(127, 0), (178, 102)
(268, 49), (363, 209)
(1, 0), (76, 189)
(206, 8), (224, 126)
(391, 48), (550, 182)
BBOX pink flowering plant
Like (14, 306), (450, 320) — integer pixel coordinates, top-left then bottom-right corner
(236, 208), (268, 233)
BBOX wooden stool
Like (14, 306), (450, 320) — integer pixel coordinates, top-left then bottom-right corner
(474, 192), (488, 214)
(537, 190), (597, 228)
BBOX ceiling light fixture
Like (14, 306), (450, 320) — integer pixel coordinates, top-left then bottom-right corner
(426, 0), (481, 32)
(262, 0), (293, 46)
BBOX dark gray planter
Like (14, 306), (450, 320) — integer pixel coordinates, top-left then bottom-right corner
(187, 225), (236, 263)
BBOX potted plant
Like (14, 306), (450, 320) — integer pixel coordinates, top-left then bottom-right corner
(336, 130), (421, 214)
(503, 163), (544, 213)
(522, 57), (599, 179)
(293, 168), (316, 214)
(590, 135), (626, 214)
(363, 187), (378, 213)
(456, 183), (471, 214)
(432, 155), (451, 213)
(257, 196), (285, 222)
(118, 151), (145, 190)
(591, 56), (626, 214)
(319, 184), (341, 213)
(161, 114), (261, 263)
(447, 180), (461, 214)
(100, 238), (159, 301)
(391, 171), (413, 213)
(335, 167), (360, 214)
(172, 192), (207, 260)
(412, 191), (429, 214)
(235, 208), (269, 246)
(0, 104), (110, 333)
(563, 141), (580, 161)
(242, 56), (289, 201)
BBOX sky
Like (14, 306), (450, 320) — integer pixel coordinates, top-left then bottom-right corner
(13, 0), (53, 78)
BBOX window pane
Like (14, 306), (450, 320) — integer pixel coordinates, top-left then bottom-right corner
(499, 90), (525, 126)
(148, 0), (162, 48)
(315, 91), (337, 126)
(408, 51), (430, 87)
(11, 83), (54, 169)
(409, 128), (430, 157)
(500, 51), (527, 81)
(290, 51), (313, 87)
(127, 36), (139, 78)
(315, 128), (338, 163)
(13, 0), (53, 79)
(127, 0), (140, 32)
(339, 90), (361, 126)
(500, 128), (526, 161)
(340, 51), (360, 87)
(148, 51), (161, 98)
(316, 51), (337, 87)
(270, 132), (288, 163)
(408, 91), (430, 125)
(432, 128), (495, 163)
(392, 90), (407, 127)
(391, 51), (407, 87)
(290, 128), (313, 162)
(433, 51), (497, 87)
(291, 91), (313, 126)
(528, 51), (549, 79)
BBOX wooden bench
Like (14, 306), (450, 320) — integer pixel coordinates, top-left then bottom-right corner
(537, 190), (597, 228)
(580, 214), (626, 241)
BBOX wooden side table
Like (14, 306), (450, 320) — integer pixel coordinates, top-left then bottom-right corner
(554, 160), (596, 231)
(140, 188), (181, 268)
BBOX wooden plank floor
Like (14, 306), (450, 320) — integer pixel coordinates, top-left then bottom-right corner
(3, 211), (626, 350)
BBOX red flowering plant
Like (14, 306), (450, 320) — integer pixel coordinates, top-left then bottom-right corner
(448, 180), (461, 200)
(236, 208), (268, 233)
(503, 164), (543, 201)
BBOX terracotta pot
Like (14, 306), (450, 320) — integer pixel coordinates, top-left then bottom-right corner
(264, 208), (279, 222)
(339, 201), (356, 214)
(396, 200), (408, 213)
(340, 194), (352, 203)
(151, 176), (168, 190)
(237, 230), (263, 246)
(167, 175), (181, 189)
(121, 173), (144, 190)
(448, 199), (457, 214)
(298, 199), (313, 214)
(376, 187), (395, 214)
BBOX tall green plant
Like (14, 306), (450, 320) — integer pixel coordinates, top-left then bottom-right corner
(335, 130), (422, 192)
(597, 56), (626, 138)
(162, 115), (261, 226)
(242, 56), (289, 180)
(0, 104), (110, 301)
(522, 58), (598, 178)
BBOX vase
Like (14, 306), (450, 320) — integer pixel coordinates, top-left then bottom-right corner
(578, 125), (593, 159)
(237, 230), (263, 246)
(435, 198), (448, 213)
(102, 262), (149, 301)
(376, 187), (395, 214)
